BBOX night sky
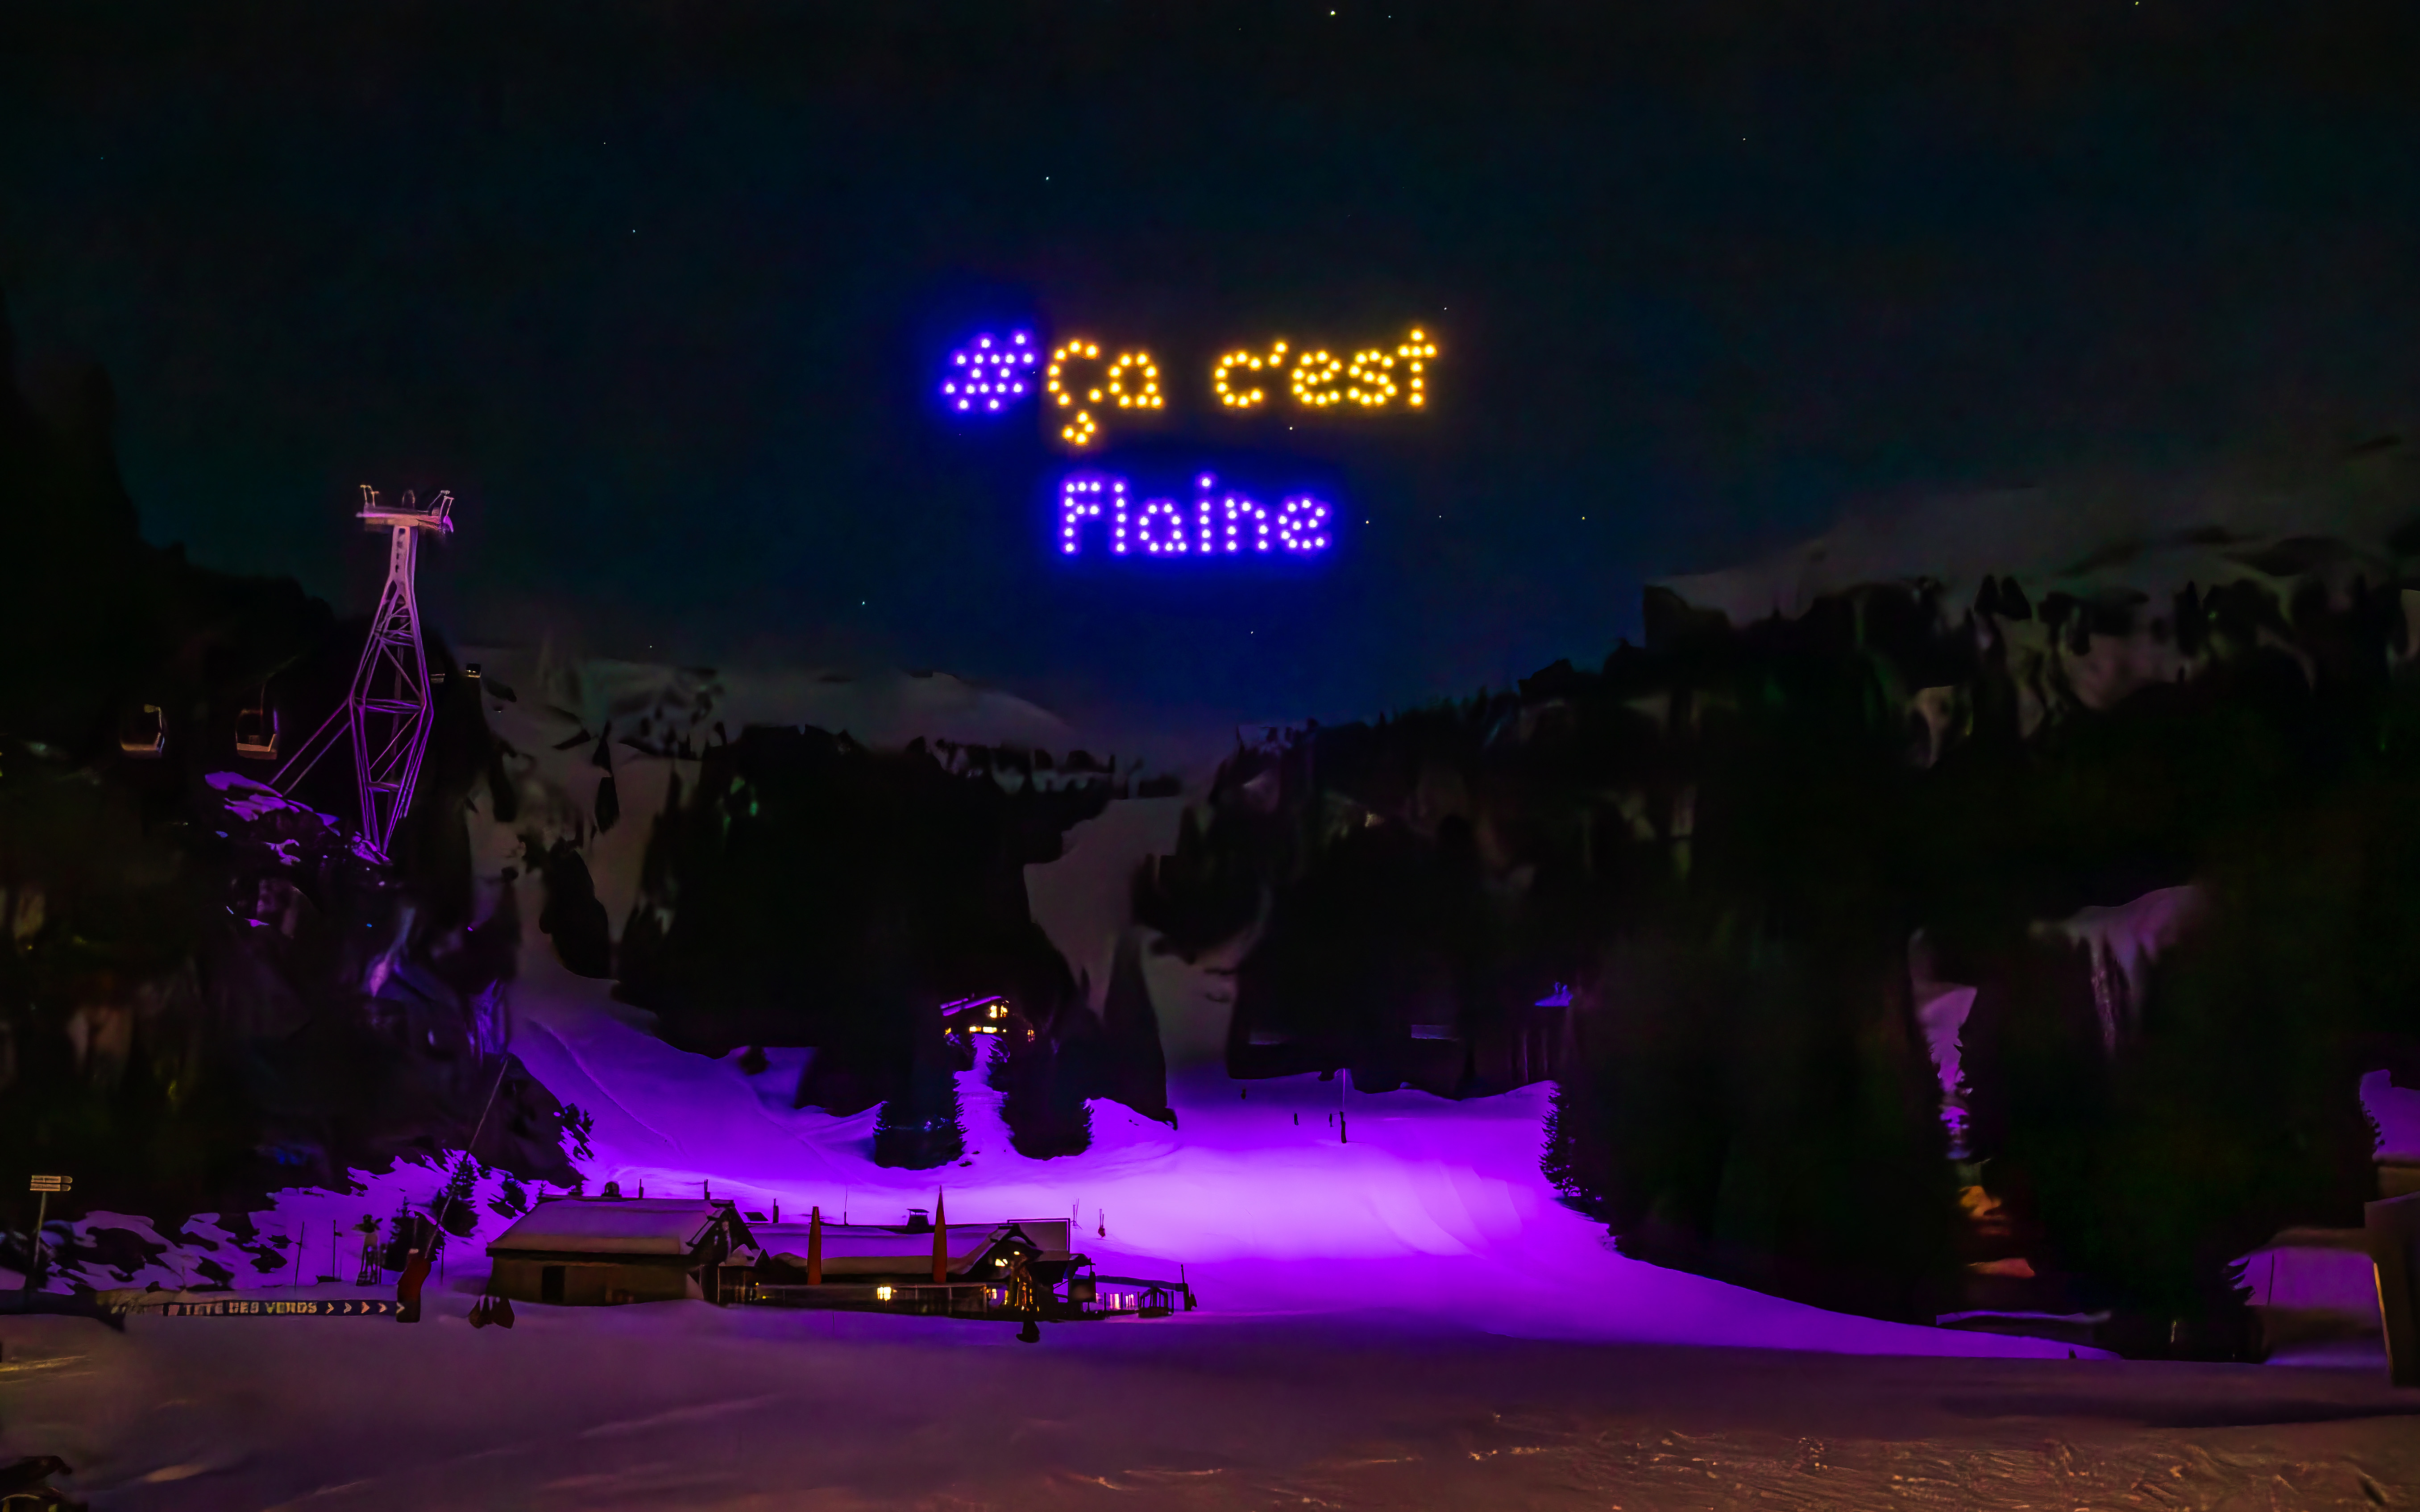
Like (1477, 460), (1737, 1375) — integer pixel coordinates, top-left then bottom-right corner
(6, 3), (2419, 728)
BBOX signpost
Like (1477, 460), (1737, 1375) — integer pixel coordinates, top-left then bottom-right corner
(120, 1297), (405, 1318)
(23, 1175), (68, 1296)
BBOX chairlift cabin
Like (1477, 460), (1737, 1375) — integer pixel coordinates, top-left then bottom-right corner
(118, 704), (166, 758)
(234, 684), (279, 760)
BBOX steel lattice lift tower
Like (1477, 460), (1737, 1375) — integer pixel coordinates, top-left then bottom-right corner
(274, 486), (455, 863)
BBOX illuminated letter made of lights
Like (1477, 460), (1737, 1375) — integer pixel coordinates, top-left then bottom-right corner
(1343, 346), (1400, 407)
(1284, 329), (1436, 410)
(940, 330), (1039, 413)
(1059, 472), (1331, 558)
(1288, 347), (1345, 408)
(1046, 340), (1104, 447)
(1046, 340), (1162, 448)
(1394, 327), (1438, 406)
(1212, 341), (1290, 409)
(1020, 326), (1437, 444)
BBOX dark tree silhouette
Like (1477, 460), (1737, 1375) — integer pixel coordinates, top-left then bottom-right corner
(0, 292), (572, 1226)
(614, 724), (1138, 1156)
(1154, 552), (2420, 1345)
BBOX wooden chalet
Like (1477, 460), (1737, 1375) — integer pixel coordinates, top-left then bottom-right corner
(747, 1215), (1079, 1289)
(486, 1196), (753, 1305)
(938, 994), (1035, 1069)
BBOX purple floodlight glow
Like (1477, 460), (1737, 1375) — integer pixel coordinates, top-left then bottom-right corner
(456, 986), (2099, 1357)
(941, 329), (1038, 414)
(1055, 469), (1332, 560)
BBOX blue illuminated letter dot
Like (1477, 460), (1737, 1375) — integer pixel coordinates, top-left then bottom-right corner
(941, 330), (1038, 414)
(1058, 471), (1332, 560)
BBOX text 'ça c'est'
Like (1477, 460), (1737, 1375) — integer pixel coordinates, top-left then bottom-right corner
(943, 327), (1438, 448)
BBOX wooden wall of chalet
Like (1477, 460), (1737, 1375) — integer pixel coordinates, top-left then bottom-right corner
(490, 1256), (702, 1305)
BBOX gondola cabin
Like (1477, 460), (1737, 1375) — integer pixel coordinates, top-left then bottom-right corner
(118, 704), (166, 758)
(234, 685), (279, 760)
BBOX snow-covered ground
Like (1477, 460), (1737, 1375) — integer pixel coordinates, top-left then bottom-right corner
(26, 878), (2101, 1357)
(31, 868), (2420, 1343)
(521, 945), (2420, 1339)
(17, 851), (2420, 1507)
(13, 683), (2420, 1504)
(7, 1277), (2417, 1509)
(513, 922), (2116, 1358)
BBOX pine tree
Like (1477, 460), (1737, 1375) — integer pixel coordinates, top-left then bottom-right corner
(873, 1060), (966, 1169)
(437, 1156), (481, 1238)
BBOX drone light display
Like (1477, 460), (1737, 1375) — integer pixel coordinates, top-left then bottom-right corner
(1394, 327), (1438, 406)
(1058, 472), (1332, 558)
(1007, 326), (1436, 446)
(939, 330), (1038, 413)
(936, 318), (1417, 561)
(1212, 341), (1290, 408)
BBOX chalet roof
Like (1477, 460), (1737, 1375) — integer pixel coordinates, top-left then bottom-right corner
(487, 1198), (735, 1257)
(754, 1218), (1073, 1276)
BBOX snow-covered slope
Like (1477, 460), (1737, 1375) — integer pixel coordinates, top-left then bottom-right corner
(36, 899), (2096, 1357)
(461, 645), (1087, 935)
(457, 644), (1214, 1035)
(450, 901), (2078, 1359)
(54, 848), (2415, 1355)
(1655, 441), (2418, 629)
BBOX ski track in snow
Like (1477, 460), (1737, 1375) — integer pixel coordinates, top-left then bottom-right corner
(513, 1016), (688, 1164)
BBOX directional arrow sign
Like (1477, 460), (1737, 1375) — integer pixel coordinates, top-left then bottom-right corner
(28, 1175), (69, 1193)
(125, 1297), (404, 1318)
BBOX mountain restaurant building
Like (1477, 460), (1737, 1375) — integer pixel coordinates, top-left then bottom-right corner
(748, 1215), (1078, 1289)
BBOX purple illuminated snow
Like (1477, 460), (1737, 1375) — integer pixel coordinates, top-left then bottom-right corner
(206, 770), (342, 827)
(459, 934), (2088, 1358)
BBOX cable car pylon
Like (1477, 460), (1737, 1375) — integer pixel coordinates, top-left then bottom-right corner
(271, 485), (455, 863)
